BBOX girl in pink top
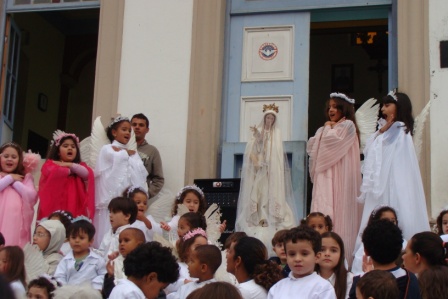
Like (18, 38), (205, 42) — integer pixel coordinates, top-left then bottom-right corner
(38, 131), (95, 220)
(0, 142), (39, 247)
(307, 92), (362, 264)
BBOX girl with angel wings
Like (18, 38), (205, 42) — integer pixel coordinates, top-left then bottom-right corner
(235, 103), (298, 252)
(38, 131), (95, 220)
(81, 116), (148, 247)
(307, 92), (363, 264)
(355, 91), (430, 252)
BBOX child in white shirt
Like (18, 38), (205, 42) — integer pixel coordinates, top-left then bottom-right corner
(268, 226), (336, 299)
(109, 242), (179, 299)
(54, 219), (107, 290)
(125, 186), (162, 241)
(98, 197), (138, 259)
(168, 244), (221, 299)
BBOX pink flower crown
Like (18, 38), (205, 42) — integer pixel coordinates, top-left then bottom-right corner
(52, 130), (80, 147)
(183, 228), (207, 241)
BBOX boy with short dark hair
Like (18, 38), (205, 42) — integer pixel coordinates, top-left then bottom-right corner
(268, 227), (336, 299)
(269, 229), (291, 277)
(168, 244), (222, 299)
(98, 197), (138, 260)
(348, 219), (421, 299)
(54, 219), (107, 290)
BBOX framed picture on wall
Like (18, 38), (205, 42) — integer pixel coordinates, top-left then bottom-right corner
(331, 64), (354, 93)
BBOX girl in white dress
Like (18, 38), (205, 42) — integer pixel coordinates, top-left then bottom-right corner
(125, 186), (162, 241)
(317, 232), (353, 299)
(94, 116), (148, 247)
(160, 185), (208, 239)
(356, 91), (429, 253)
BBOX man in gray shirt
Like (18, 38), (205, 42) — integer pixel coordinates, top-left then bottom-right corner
(131, 113), (164, 198)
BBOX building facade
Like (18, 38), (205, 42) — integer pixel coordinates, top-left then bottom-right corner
(0, 0), (445, 220)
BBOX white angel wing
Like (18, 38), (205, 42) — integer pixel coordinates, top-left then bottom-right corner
(204, 203), (222, 247)
(147, 188), (174, 223)
(214, 250), (238, 284)
(176, 203), (190, 217)
(80, 116), (109, 168)
(413, 99), (432, 161)
(79, 136), (91, 166)
(24, 243), (47, 283)
(153, 233), (178, 258)
(355, 98), (380, 152)
(52, 283), (102, 299)
(128, 129), (137, 151)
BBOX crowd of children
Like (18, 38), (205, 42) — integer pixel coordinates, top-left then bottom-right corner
(0, 92), (446, 299)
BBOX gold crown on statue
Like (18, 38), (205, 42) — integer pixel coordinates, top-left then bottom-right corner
(262, 103), (279, 113)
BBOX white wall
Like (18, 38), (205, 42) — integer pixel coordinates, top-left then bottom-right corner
(118, 0), (194, 196)
(429, 0), (448, 218)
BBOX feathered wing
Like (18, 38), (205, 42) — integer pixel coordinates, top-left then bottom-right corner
(214, 250), (238, 284)
(147, 188), (174, 223)
(80, 136), (91, 166)
(52, 283), (103, 299)
(80, 116), (109, 168)
(355, 98), (380, 152)
(204, 203), (222, 247)
(153, 233), (178, 258)
(176, 203), (190, 217)
(413, 99), (432, 161)
(24, 243), (47, 284)
(128, 129), (137, 151)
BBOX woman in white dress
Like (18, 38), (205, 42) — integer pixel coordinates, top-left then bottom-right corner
(235, 103), (298, 250)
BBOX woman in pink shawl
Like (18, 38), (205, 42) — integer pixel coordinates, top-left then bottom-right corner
(0, 142), (39, 247)
(307, 92), (362, 264)
(38, 132), (95, 220)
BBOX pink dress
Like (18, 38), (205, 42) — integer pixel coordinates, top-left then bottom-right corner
(307, 120), (362, 263)
(0, 173), (38, 247)
(38, 160), (95, 220)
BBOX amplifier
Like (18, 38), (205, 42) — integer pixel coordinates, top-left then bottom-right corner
(194, 178), (241, 245)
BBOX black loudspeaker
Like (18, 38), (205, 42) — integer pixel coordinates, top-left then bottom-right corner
(193, 178), (240, 245)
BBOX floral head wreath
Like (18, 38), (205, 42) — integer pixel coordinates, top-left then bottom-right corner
(109, 116), (130, 128)
(330, 92), (355, 104)
(370, 204), (398, 218)
(127, 186), (149, 199)
(52, 210), (74, 222)
(387, 89), (398, 101)
(72, 215), (92, 223)
(176, 184), (204, 201)
(51, 130), (80, 147)
(183, 228), (207, 241)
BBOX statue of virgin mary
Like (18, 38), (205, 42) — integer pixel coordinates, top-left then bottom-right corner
(235, 103), (298, 249)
